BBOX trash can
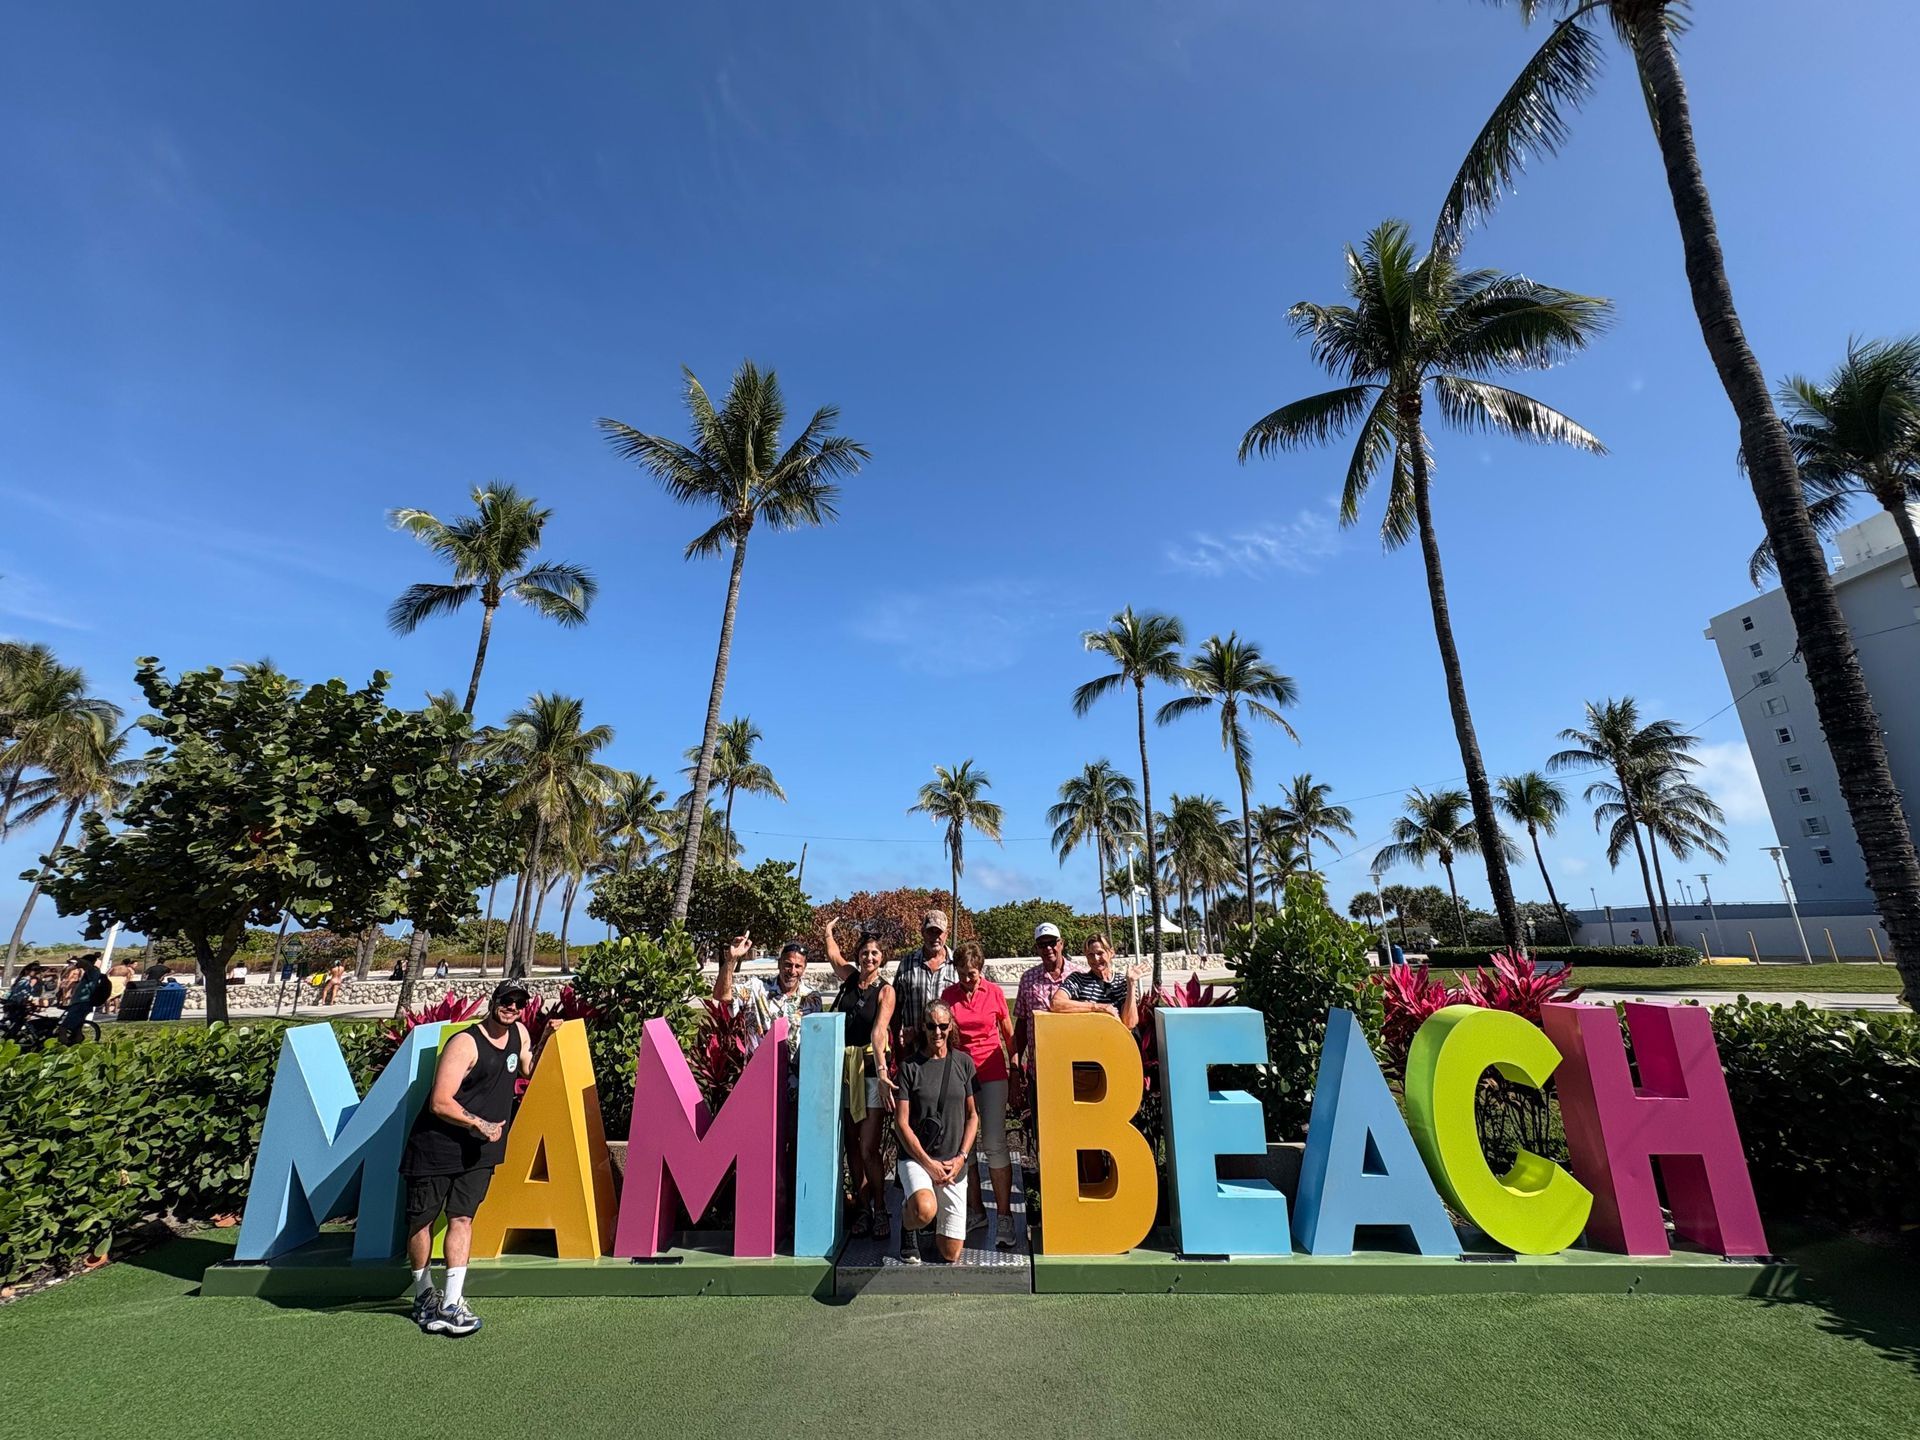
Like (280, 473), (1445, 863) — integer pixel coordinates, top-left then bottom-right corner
(118, 980), (159, 1022)
(150, 985), (187, 1022)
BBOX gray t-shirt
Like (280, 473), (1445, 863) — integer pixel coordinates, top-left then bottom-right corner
(898, 1050), (976, 1159)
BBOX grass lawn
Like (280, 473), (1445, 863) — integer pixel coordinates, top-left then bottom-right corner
(3, 1231), (1914, 1438)
(1522, 963), (1904, 996)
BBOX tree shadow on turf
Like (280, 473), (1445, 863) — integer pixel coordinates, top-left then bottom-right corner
(122, 1235), (233, 1287)
(1768, 1231), (1920, 1379)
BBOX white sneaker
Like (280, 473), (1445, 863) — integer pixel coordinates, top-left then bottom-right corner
(426, 1298), (482, 1337)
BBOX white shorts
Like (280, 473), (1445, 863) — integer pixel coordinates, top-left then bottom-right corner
(898, 1156), (968, 1240)
(972, 1078), (1009, 1169)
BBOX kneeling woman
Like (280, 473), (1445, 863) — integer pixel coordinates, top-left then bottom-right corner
(894, 1001), (979, 1264)
(825, 919), (894, 1237)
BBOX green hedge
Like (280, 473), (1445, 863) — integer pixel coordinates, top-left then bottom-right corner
(1425, 945), (1700, 970)
(1711, 998), (1920, 1224)
(0, 1022), (384, 1288)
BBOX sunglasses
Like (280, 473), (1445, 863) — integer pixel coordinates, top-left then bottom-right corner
(495, 997), (527, 1011)
(1037, 937), (1061, 948)
(923, 1021), (951, 1034)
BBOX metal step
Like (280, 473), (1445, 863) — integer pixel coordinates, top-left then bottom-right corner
(835, 1156), (1033, 1297)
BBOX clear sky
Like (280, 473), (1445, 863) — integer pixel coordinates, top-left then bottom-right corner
(5, 2), (1919, 945)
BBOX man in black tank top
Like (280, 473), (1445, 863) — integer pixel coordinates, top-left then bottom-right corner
(400, 979), (530, 1337)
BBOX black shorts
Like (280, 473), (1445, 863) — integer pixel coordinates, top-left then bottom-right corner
(404, 1168), (496, 1234)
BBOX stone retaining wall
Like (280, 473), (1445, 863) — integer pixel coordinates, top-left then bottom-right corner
(179, 975), (574, 1012)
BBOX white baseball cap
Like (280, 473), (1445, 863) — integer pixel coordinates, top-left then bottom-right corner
(1033, 922), (1062, 941)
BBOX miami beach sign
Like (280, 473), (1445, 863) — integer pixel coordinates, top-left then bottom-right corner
(234, 1001), (1768, 1270)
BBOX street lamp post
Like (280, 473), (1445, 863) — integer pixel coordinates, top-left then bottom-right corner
(1697, 873), (1725, 957)
(1126, 841), (1143, 962)
(1763, 846), (1814, 965)
(1603, 904), (1616, 946)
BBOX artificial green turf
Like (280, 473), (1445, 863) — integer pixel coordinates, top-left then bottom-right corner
(3, 1230), (1913, 1439)
(1541, 963), (1907, 996)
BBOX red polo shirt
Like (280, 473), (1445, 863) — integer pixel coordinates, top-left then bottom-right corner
(939, 978), (1010, 1084)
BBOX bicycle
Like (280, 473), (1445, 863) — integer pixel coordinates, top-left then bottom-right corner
(0, 998), (101, 1050)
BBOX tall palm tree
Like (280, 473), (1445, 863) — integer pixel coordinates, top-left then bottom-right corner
(1275, 773), (1356, 876)
(0, 647), (119, 838)
(387, 484), (597, 716)
(1374, 786), (1498, 948)
(909, 760), (1005, 930)
(5, 712), (140, 979)
(1550, 699), (1697, 944)
(1450, 0), (1920, 1002)
(1748, 338), (1920, 587)
(1160, 794), (1237, 957)
(1250, 807), (1312, 907)
(1048, 760), (1142, 943)
(1239, 219), (1608, 950)
(477, 694), (620, 976)
(680, 716), (785, 867)
(1157, 633), (1301, 910)
(1590, 763), (1727, 951)
(602, 772), (670, 876)
(601, 362), (868, 926)
(1495, 772), (1574, 943)
(1074, 608), (1188, 988)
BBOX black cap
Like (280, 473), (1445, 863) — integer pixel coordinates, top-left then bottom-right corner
(491, 979), (531, 1006)
(779, 942), (807, 958)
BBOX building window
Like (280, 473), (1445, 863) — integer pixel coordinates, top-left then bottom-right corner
(1741, 615), (1755, 631)
(1776, 726), (1795, 745)
(1753, 670), (1774, 687)
(1816, 847), (1834, 865)
(1801, 816), (1830, 837)
(1794, 786), (1815, 804)
(1748, 642), (1764, 658)
(1782, 755), (1805, 775)
(1764, 696), (1789, 716)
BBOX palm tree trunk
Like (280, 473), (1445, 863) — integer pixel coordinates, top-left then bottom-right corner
(1630, 20), (1920, 1005)
(1134, 680), (1167, 990)
(4, 801), (80, 980)
(559, 873), (578, 969)
(1403, 417), (1521, 949)
(949, 845), (960, 940)
(673, 534), (750, 925)
(1527, 823), (1572, 943)
(509, 818), (545, 976)
(463, 602), (497, 716)
(530, 870), (557, 974)
(1614, 769), (1665, 943)
(480, 876), (498, 977)
(1235, 768), (1257, 924)
(1442, 857), (1467, 947)
(1096, 834), (1113, 942)
(1879, 486), (1920, 591)
(394, 927), (429, 1019)
(1645, 828), (1676, 947)
(723, 785), (738, 870)
(354, 922), (378, 980)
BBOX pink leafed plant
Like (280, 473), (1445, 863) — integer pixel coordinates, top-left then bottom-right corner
(1372, 963), (1461, 1078)
(696, 997), (755, 1106)
(1454, 950), (1583, 1028)
(522, 984), (600, 1050)
(1136, 974), (1237, 1095)
(381, 989), (484, 1048)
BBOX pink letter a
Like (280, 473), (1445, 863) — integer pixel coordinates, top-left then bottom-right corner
(1543, 1001), (1767, 1257)
(613, 1016), (784, 1258)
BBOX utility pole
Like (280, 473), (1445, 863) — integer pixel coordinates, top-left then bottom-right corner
(1763, 846), (1814, 965)
(1698, 873), (1725, 957)
(1126, 841), (1143, 961)
(796, 841), (808, 888)
(1372, 869), (1392, 965)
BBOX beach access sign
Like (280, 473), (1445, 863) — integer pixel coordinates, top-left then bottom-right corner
(233, 1002), (1768, 1267)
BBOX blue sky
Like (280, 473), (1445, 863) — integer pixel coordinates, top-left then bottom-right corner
(6, 2), (1919, 944)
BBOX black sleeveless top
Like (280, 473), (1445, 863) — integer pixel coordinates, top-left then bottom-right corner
(401, 1023), (525, 1176)
(834, 976), (887, 1047)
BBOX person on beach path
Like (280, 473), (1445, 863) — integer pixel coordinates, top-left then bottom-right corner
(398, 979), (530, 1337)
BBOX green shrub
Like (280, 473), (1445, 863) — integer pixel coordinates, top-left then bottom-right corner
(589, 860), (810, 953)
(0, 1021), (385, 1288)
(1426, 944), (1699, 970)
(1710, 997), (1920, 1224)
(969, 899), (1109, 960)
(1228, 879), (1383, 1141)
(568, 930), (705, 1134)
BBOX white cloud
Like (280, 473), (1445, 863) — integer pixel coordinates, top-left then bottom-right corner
(850, 579), (1085, 676)
(1692, 740), (1772, 825)
(1556, 854), (1591, 876)
(1163, 507), (1342, 579)
(0, 571), (92, 632)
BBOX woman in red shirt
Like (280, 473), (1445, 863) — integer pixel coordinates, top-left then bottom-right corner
(940, 941), (1016, 1248)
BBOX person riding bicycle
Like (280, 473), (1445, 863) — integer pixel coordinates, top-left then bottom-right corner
(3, 963), (50, 1037)
(53, 956), (110, 1043)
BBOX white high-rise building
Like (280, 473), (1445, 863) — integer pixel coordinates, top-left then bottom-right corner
(1704, 509), (1920, 906)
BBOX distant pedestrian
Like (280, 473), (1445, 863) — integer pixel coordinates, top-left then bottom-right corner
(1630, 929), (1644, 947)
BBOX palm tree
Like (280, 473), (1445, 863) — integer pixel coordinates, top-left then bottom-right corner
(387, 485), (597, 716)
(1239, 219), (1608, 950)
(1157, 633), (1300, 910)
(1380, 882), (1417, 950)
(1048, 760), (1142, 943)
(1074, 608), (1188, 988)
(1550, 699), (1697, 944)
(1248, 804), (1311, 908)
(1348, 892), (1384, 934)
(680, 717), (785, 867)
(477, 694), (620, 976)
(1160, 794), (1236, 957)
(1450, 0), (1920, 1003)
(1747, 338), (1920, 587)
(1, 647), (118, 838)
(1375, 787), (1482, 947)
(1495, 772), (1573, 941)
(909, 761), (1005, 930)
(602, 772), (670, 876)
(5, 712), (140, 979)
(1590, 762), (1727, 951)
(1275, 773), (1356, 876)
(601, 362), (868, 926)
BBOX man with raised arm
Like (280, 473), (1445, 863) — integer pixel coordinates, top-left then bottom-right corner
(398, 978), (530, 1337)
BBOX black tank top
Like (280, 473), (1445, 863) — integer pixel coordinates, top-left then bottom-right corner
(834, 976), (887, 1047)
(401, 1024), (524, 1175)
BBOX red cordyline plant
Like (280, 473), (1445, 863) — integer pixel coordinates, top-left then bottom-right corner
(1134, 975), (1238, 1152)
(1370, 951), (1581, 1079)
(381, 990), (484, 1049)
(522, 984), (600, 1049)
(1373, 964), (1461, 1080)
(1455, 950), (1583, 1029)
(696, 997), (755, 1108)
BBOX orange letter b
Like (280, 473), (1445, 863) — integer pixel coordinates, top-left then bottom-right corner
(1034, 1013), (1156, 1255)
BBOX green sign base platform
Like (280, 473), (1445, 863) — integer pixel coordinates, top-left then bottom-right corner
(1033, 1241), (1799, 1298)
(201, 1233), (832, 1300)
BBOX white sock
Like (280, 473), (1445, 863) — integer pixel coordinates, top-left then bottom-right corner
(411, 1267), (431, 1299)
(443, 1266), (467, 1306)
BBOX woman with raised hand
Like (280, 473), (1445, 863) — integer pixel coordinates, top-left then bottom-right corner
(824, 917), (895, 1238)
